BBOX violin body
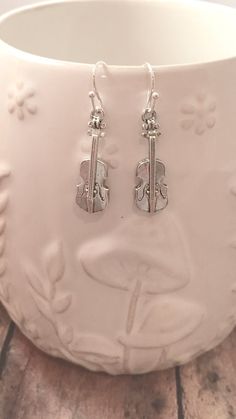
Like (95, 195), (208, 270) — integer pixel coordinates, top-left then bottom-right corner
(76, 159), (109, 213)
(135, 158), (168, 212)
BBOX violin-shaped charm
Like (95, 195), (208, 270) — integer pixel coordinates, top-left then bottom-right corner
(76, 91), (109, 213)
(135, 91), (168, 213)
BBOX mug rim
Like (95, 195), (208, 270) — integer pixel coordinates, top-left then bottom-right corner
(0, 0), (236, 73)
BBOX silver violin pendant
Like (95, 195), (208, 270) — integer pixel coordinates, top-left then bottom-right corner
(76, 91), (109, 213)
(135, 91), (168, 213)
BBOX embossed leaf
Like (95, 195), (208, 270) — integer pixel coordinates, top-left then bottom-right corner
(79, 214), (190, 293)
(26, 322), (39, 339)
(0, 258), (6, 276)
(30, 292), (52, 323)
(0, 192), (8, 213)
(58, 325), (74, 345)
(52, 294), (72, 313)
(0, 164), (11, 180)
(26, 268), (46, 299)
(0, 280), (10, 302)
(118, 297), (204, 349)
(0, 218), (6, 234)
(72, 334), (122, 368)
(0, 237), (5, 256)
(47, 283), (56, 301)
(45, 241), (65, 283)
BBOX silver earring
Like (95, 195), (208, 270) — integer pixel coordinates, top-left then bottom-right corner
(76, 61), (109, 213)
(135, 63), (168, 213)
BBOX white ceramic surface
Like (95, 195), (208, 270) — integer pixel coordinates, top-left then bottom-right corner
(0, 0), (236, 374)
(1, 0), (236, 15)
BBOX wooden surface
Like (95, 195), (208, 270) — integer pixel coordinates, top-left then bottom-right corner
(1, 303), (236, 419)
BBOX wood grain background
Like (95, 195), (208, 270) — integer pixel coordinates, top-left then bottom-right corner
(1, 303), (236, 419)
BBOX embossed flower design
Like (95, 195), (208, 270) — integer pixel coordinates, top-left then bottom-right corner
(80, 138), (119, 169)
(80, 216), (190, 294)
(181, 91), (216, 135)
(79, 215), (205, 372)
(8, 81), (37, 120)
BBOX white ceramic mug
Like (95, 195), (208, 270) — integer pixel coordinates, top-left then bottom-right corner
(0, 0), (236, 374)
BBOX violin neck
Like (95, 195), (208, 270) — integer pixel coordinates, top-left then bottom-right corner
(87, 133), (99, 213)
(148, 135), (156, 213)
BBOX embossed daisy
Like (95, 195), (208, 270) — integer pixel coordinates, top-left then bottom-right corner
(80, 138), (119, 169)
(8, 81), (37, 120)
(181, 91), (216, 135)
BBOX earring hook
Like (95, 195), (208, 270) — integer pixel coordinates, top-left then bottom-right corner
(89, 61), (107, 112)
(144, 62), (159, 112)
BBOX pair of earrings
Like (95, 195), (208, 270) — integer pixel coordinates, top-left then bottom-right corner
(76, 62), (168, 214)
